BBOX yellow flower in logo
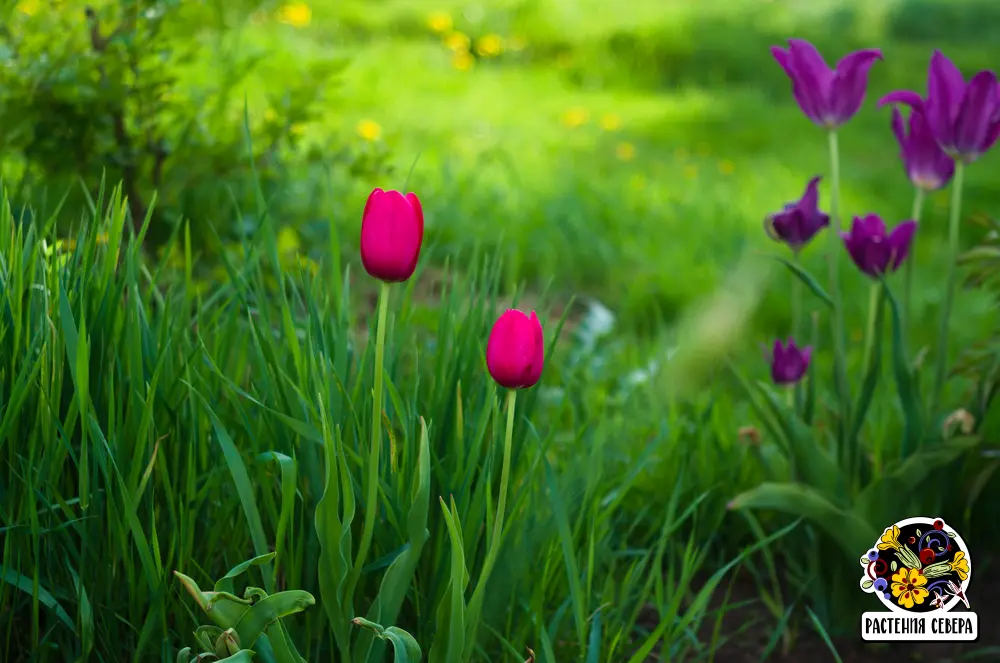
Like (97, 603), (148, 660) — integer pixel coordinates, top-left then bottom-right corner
(949, 551), (969, 581)
(878, 525), (902, 551)
(891, 567), (929, 609)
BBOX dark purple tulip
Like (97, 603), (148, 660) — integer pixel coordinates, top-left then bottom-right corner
(765, 176), (830, 251)
(768, 339), (812, 385)
(890, 106), (954, 190)
(771, 39), (883, 129)
(841, 214), (918, 278)
(879, 50), (1000, 163)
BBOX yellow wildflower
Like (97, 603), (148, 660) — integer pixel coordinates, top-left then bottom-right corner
(600, 113), (621, 131)
(718, 159), (735, 175)
(683, 165), (698, 179)
(560, 107), (589, 128)
(891, 567), (929, 609)
(427, 11), (453, 33)
(277, 226), (301, 256)
(452, 51), (475, 71)
(356, 119), (382, 141)
(96, 232), (109, 245)
(17, 0), (40, 16)
(277, 2), (312, 28)
(475, 34), (504, 57)
(444, 32), (471, 52)
(615, 142), (635, 161)
(878, 525), (902, 551)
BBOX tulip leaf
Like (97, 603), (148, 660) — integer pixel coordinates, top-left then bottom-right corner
(803, 311), (819, 425)
(728, 482), (875, 559)
(233, 590), (316, 650)
(752, 381), (843, 497)
(215, 553), (277, 594)
(849, 285), (886, 450)
(854, 436), (979, 528)
(882, 280), (922, 457)
(772, 255), (834, 309)
(353, 620), (422, 663)
(354, 419), (432, 663)
(862, 579), (874, 590)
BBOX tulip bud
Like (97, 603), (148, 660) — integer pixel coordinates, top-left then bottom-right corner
(360, 188), (424, 282)
(841, 214), (917, 278)
(767, 338), (811, 385)
(486, 309), (545, 389)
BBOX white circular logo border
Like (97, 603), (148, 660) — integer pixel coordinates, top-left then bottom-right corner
(860, 516), (972, 614)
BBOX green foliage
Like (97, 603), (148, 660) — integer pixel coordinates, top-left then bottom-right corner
(0, 0), (372, 252)
(0, 182), (761, 661)
(174, 553), (314, 663)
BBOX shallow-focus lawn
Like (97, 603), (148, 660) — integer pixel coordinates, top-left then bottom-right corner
(230, 0), (1000, 349)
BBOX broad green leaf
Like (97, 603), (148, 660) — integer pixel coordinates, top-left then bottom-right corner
(233, 590), (315, 650)
(728, 482), (875, 559)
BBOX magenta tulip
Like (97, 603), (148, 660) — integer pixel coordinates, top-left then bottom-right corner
(360, 188), (424, 282)
(486, 310), (545, 389)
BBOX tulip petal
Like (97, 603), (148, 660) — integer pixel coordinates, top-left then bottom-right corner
(879, 89), (924, 109)
(782, 39), (834, 125)
(890, 107), (907, 150)
(527, 311), (545, 386)
(888, 220), (918, 270)
(800, 176), (821, 212)
(486, 309), (544, 389)
(926, 50), (966, 150)
(829, 49), (883, 124)
(954, 70), (1000, 161)
(771, 46), (793, 77)
(360, 189), (423, 282)
(906, 108), (955, 189)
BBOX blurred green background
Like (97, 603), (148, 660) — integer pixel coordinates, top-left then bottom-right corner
(6, 0), (1000, 434)
(4, 0), (999, 337)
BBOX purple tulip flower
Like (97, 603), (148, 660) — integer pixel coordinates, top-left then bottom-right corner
(771, 39), (883, 129)
(767, 339), (812, 385)
(765, 176), (830, 251)
(880, 50), (1000, 163)
(841, 214), (918, 278)
(890, 106), (955, 190)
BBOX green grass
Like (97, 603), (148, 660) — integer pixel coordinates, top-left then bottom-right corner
(0, 184), (787, 661)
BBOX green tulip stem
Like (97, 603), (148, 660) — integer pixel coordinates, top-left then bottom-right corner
(826, 130), (851, 452)
(903, 188), (926, 331)
(860, 282), (880, 372)
(486, 388), (517, 572)
(465, 388), (517, 645)
(792, 251), (803, 414)
(352, 281), (391, 595)
(932, 161), (965, 417)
